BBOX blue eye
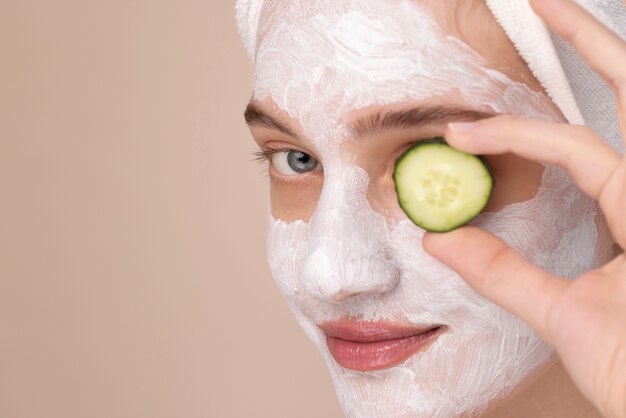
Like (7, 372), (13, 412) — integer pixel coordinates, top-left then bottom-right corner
(272, 150), (319, 175)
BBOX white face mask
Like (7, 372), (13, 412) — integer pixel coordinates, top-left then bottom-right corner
(242, 1), (606, 416)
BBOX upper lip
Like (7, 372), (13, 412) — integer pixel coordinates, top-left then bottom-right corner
(318, 319), (443, 343)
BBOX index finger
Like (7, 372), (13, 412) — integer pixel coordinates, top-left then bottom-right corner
(445, 116), (621, 201)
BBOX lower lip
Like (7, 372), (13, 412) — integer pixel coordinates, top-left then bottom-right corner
(325, 327), (444, 371)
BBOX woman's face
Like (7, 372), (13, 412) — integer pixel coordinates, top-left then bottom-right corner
(244, 0), (606, 416)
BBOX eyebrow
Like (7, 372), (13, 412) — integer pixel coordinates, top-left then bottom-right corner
(244, 102), (495, 139)
(244, 102), (300, 139)
(350, 106), (495, 137)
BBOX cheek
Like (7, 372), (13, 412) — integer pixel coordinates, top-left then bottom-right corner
(367, 174), (408, 224)
(365, 152), (547, 224)
(482, 153), (545, 213)
(268, 153), (545, 223)
(269, 175), (323, 222)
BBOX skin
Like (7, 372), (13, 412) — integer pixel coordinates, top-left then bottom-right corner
(425, 1), (626, 417)
(247, 0), (625, 416)
(251, 0), (548, 225)
(251, 100), (545, 224)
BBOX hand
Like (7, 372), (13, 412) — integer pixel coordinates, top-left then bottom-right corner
(422, 0), (626, 417)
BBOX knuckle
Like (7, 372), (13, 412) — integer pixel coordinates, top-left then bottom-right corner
(613, 75), (626, 92)
(574, 124), (595, 137)
(493, 114), (519, 127)
(482, 245), (516, 285)
(573, 124), (602, 143)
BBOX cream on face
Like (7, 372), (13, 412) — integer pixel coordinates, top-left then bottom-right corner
(242, 0), (605, 416)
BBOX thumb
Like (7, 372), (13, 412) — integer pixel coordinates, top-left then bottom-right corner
(422, 226), (568, 342)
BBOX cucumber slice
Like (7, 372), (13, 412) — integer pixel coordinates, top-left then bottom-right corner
(393, 137), (494, 232)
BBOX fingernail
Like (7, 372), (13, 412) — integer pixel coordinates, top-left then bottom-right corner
(448, 122), (475, 133)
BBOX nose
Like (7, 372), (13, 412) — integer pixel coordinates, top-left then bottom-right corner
(299, 166), (400, 303)
(301, 254), (400, 303)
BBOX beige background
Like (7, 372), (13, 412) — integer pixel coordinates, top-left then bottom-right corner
(0, 1), (343, 417)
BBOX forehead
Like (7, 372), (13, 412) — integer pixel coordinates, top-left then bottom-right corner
(250, 0), (551, 149)
(256, 1), (457, 85)
(255, 0), (472, 94)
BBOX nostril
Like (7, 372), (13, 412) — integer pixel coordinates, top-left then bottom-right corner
(304, 281), (356, 303)
(308, 276), (400, 304)
(328, 290), (360, 304)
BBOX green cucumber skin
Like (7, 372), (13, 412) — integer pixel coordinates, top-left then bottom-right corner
(393, 137), (495, 233)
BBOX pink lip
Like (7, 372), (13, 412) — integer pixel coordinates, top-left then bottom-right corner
(319, 320), (446, 371)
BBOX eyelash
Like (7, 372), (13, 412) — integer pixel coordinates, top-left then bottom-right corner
(251, 144), (291, 165)
(250, 141), (420, 178)
(251, 140), (474, 183)
(252, 144), (316, 184)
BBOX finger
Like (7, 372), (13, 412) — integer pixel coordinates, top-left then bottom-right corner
(598, 163), (626, 250)
(423, 226), (568, 342)
(445, 115), (622, 201)
(529, 0), (626, 90)
(529, 0), (626, 144)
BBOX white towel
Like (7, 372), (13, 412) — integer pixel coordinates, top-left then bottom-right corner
(235, 0), (263, 62)
(485, 0), (625, 154)
(235, 0), (625, 153)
